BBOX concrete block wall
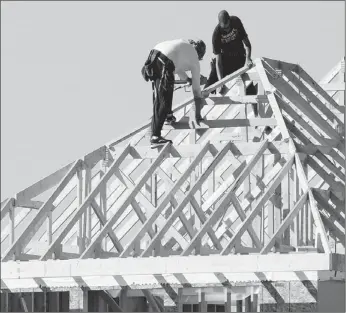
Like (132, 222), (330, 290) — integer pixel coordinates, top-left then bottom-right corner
(1, 279), (344, 312)
(0, 291), (69, 312)
(164, 280), (319, 312)
(259, 280), (317, 312)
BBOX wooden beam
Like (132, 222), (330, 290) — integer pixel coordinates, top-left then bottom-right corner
(254, 58), (276, 93)
(255, 60), (290, 140)
(294, 154), (331, 253)
(114, 168), (188, 249)
(38, 145), (131, 261)
(99, 291), (122, 312)
(205, 95), (263, 105)
(2, 160), (83, 262)
(114, 141), (289, 159)
(155, 167), (220, 248)
(79, 143), (171, 259)
(229, 193), (262, 248)
(319, 59), (342, 84)
(307, 156), (345, 196)
(163, 118), (277, 130)
(282, 114), (345, 167)
(295, 65), (343, 114)
(142, 290), (162, 312)
(318, 82), (345, 91)
(210, 154), (285, 244)
(220, 154), (294, 255)
(140, 141), (235, 257)
(260, 192), (308, 253)
(313, 189), (345, 228)
(15, 162), (75, 203)
(14, 200), (44, 210)
(118, 142), (211, 257)
(19, 293), (29, 312)
(204, 65), (251, 93)
(262, 61), (342, 141)
(90, 199), (123, 253)
(276, 63), (343, 124)
(106, 66), (249, 149)
(2, 253), (339, 279)
(0, 198), (15, 220)
(181, 140), (270, 256)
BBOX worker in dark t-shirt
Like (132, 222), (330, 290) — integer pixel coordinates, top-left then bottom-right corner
(205, 10), (253, 94)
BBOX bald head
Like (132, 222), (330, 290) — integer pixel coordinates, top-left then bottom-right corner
(218, 10), (231, 29)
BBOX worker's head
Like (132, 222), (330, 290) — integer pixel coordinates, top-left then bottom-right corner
(218, 10), (231, 30)
(188, 39), (206, 61)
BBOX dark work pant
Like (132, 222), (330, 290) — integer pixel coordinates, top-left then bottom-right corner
(151, 76), (174, 137)
(205, 54), (246, 90)
(149, 51), (175, 137)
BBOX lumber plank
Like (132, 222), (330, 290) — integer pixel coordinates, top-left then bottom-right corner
(16, 162), (75, 203)
(77, 143), (173, 259)
(260, 192), (308, 253)
(162, 118), (277, 130)
(262, 61), (342, 141)
(117, 143), (211, 257)
(114, 168), (189, 248)
(255, 60), (290, 139)
(181, 140), (270, 255)
(113, 142), (289, 159)
(295, 65), (343, 114)
(139, 141), (233, 257)
(220, 154), (295, 255)
(294, 154), (331, 253)
(155, 167), (222, 249)
(38, 145), (131, 260)
(2, 159), (83, 262)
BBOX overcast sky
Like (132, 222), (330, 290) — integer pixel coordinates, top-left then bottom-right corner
(1, 1), (345, 200)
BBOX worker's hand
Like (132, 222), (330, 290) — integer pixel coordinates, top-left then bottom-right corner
(246, 57), (253, 68)
(202, 90), (210, 98)
(189, 98), (205, 128)
(218, 85), (228, 95)
(200, 75), (208, 85)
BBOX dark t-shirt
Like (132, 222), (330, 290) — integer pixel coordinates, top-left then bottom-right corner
(212, 16), (248, 55)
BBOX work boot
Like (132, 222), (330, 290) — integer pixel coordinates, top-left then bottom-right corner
(264, 126), (273, 135)
(165, 113), (177, 125)
(150, 136), (172, 149)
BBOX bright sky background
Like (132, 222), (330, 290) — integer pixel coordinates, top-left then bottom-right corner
(1, 1), (345, 200)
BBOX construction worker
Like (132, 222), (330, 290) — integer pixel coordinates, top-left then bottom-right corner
(204, 10), (253, 94)
(141, 39), (207, 148)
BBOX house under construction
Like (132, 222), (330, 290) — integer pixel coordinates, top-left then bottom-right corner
(1, 57), (345, 312)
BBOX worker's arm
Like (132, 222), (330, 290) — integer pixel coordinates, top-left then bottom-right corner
(212, 27), (223, 81)
(215, 54), (223, 81)
(243, 36), (252, 60)
(237, 17), (253, 67)
(176, 70), (192, 84)
(190, 62), (202, 99)
(243, 36), (253, 67)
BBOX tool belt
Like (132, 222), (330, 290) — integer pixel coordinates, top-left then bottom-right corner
(220, 50), (245, 57)
(141, 49), (175, 82)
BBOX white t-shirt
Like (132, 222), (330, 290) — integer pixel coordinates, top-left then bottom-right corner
(154, 39), (202, 99)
